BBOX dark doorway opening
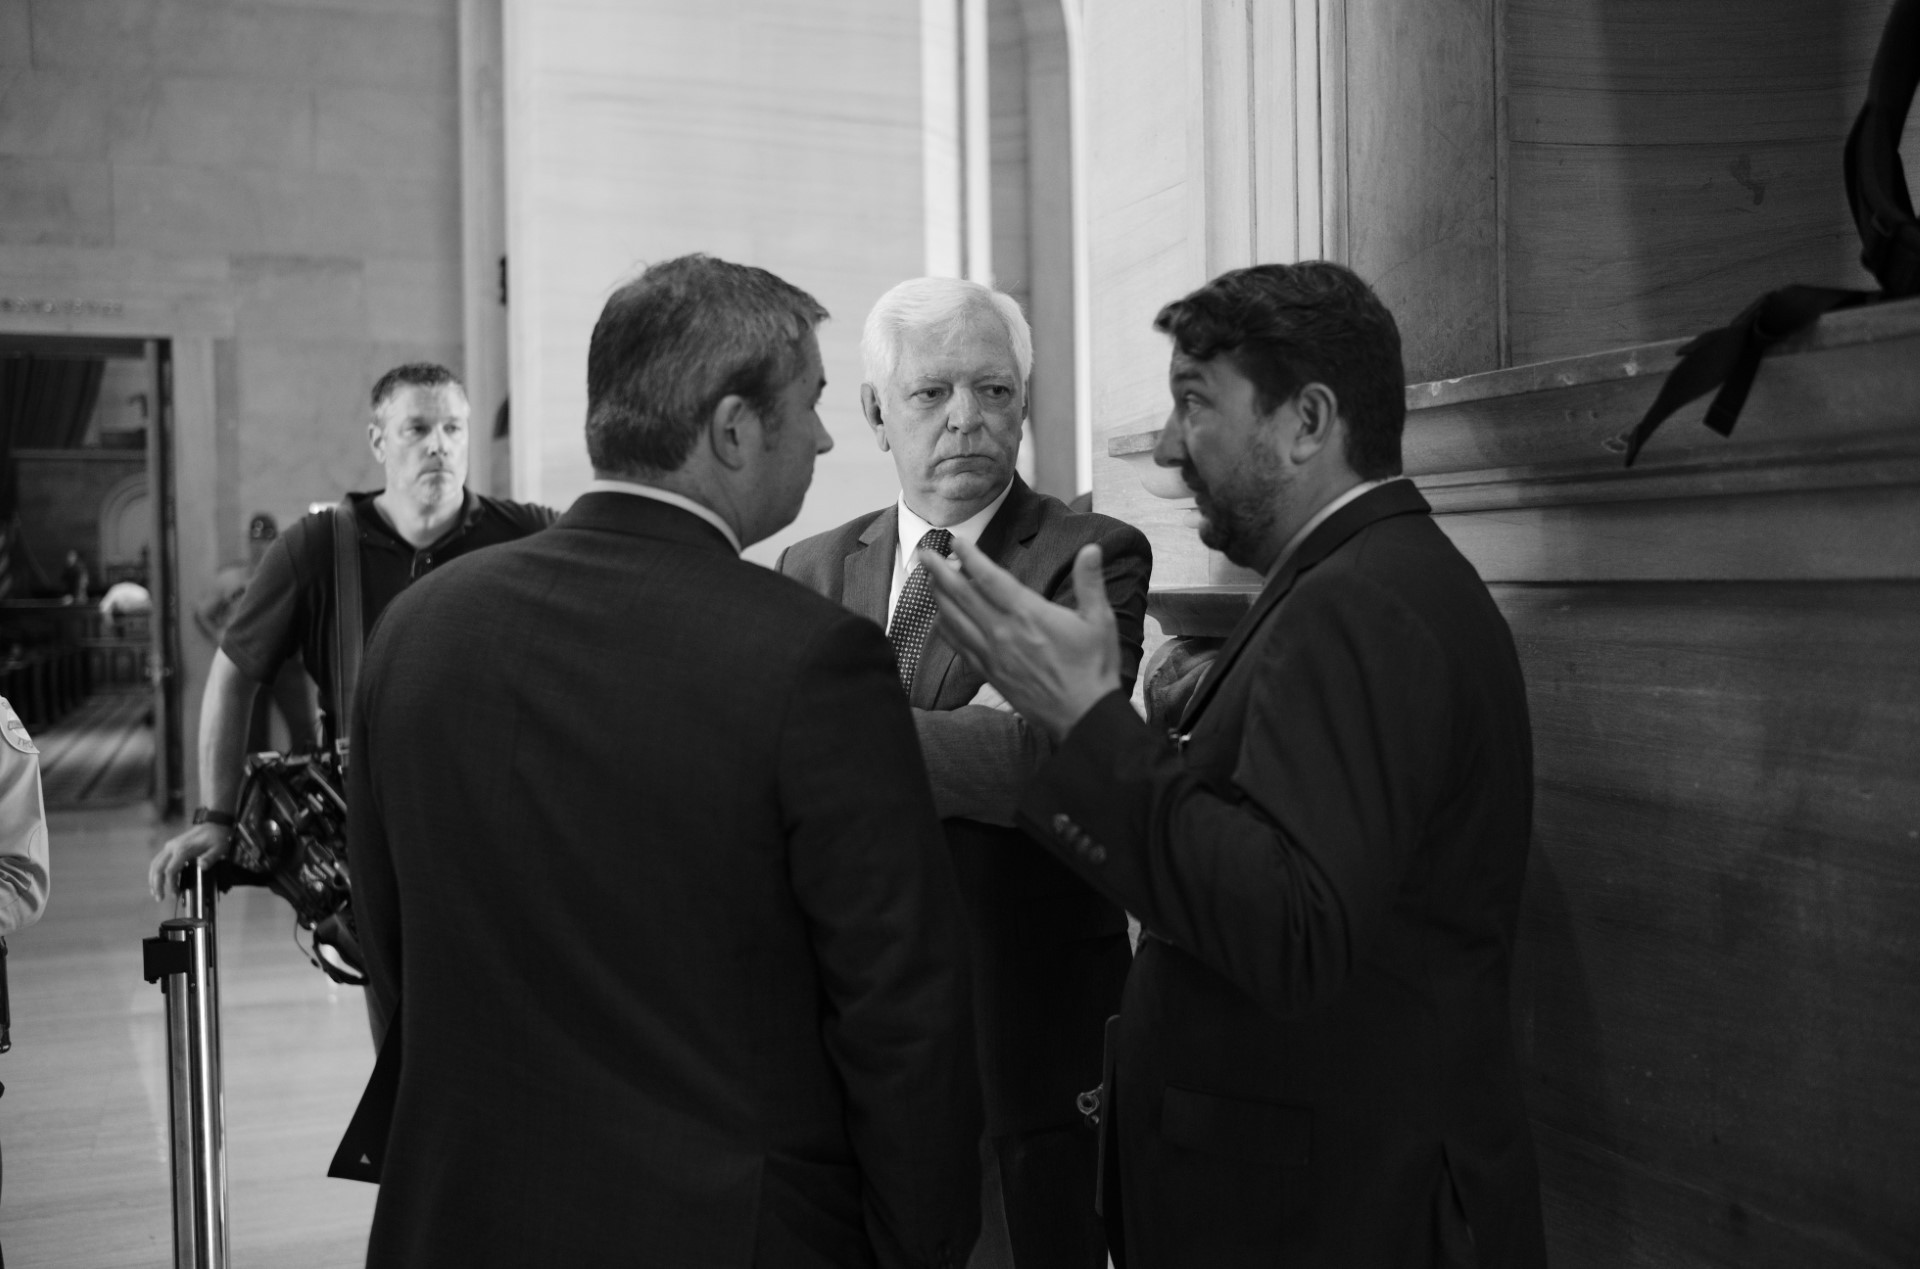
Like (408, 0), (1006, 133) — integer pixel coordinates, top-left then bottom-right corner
(1, 334), (183, 812)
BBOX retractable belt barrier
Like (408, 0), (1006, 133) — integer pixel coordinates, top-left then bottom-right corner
(142, 868), (229, 1269)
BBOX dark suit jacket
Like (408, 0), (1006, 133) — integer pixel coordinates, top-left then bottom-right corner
(780, 476), (1151, 1136)
(348, 492), (982, 1269)
(1017, 481), (1547, 1267)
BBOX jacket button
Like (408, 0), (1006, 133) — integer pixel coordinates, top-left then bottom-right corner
(1088, 845), (1107, 864)
(1052, 813), (1073, 836)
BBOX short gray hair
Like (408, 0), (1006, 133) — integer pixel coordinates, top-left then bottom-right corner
(860, 277), (1033, 390)
(586, 254), (828, 476)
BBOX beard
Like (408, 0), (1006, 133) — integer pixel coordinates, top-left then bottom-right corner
(1186, 450), (1281, 570)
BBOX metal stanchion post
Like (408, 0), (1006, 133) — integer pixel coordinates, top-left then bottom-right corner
(144, 866), (229, 1269)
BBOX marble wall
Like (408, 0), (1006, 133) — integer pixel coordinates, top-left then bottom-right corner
(501, 0), (927, 563)
(0, 0), (468, 558)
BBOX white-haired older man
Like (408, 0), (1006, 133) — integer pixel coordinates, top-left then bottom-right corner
(780, 277), (1152, 1269)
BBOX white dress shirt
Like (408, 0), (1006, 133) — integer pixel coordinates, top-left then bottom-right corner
(888, 479), (1016, 630)
(584, 479), (742, 555)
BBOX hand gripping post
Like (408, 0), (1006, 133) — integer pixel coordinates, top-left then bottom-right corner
(142, 867), (229, 1269)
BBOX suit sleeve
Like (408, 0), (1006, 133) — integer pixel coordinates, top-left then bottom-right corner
(348, 621), (402, 1026)
(777, 613), (983, 1269)
(1016, 572), (1452, 1013)
(914, 520), (1152, 825)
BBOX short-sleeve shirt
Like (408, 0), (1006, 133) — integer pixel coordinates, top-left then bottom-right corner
(0, 695), (50, 936)
(221, 490), (557, 731)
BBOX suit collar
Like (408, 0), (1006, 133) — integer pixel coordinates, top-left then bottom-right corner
(842, 476), (1045, 705)
(1176, 479), (1431, 731)
(560, 490), (738, 555)
(973, 475), (1044, 559)
(843, 476), (1041, 617)
(582, 478), (741, 552)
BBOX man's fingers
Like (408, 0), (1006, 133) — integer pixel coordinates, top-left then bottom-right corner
(932, 612), (993, 681)
(927, 582), (995, 669)
(1070, 544), (1112, 630)
(152, 850), (182, 902)
(918, 547), (1000, 635)
(944, 535), (1040, 613)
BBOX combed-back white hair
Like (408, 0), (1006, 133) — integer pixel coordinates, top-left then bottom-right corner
(860, 277), (1034, 390)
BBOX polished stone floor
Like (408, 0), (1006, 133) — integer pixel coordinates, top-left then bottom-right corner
(1, 804), (376, 1267)
(34, 690), (154, 809)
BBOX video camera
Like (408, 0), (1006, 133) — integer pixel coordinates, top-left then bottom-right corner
(210, 750), (366, 986)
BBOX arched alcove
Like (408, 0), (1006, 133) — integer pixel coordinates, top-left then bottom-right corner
(97, 471), (151, 583)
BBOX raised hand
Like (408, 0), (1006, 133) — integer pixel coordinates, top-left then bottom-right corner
(918, 537), (1121, 742)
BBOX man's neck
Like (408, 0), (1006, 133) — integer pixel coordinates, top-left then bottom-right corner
(593, 468), (748, 547)
(1246, 469), (1363, 576)
(373, 488), (465, 549)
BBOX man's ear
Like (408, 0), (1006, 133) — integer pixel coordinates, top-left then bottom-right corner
(708, 395), (756, 472)
(860, 384), (890, 453)
(1288, 382), (1342, 464)
(366, 419), (386, 463)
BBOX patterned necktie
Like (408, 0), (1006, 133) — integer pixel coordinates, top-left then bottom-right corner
(887, 528), (954, 693)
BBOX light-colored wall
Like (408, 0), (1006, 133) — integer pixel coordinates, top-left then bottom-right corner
(1083, 0), (1241, 591)
(0, 0), (467, 554)
(502, 0), (926, 565)
(0, 0), (466, 811)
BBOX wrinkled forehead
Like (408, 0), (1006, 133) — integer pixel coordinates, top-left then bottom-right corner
(892, 304), (1020, 383)
(375, 382), (470, 428)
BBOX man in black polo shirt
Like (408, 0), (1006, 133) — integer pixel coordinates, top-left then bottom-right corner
(148, 364), (553, 1036)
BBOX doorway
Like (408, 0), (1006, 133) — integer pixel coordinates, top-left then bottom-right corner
(1, 334), (183, 813)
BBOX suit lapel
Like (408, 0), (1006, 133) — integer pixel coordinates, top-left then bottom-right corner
(919, 477), (1041, 708)
(842, 507), (896, 625)
(1176, 480), (1433, 732)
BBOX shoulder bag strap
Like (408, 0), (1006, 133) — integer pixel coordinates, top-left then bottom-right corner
(331, 502), (364, 770)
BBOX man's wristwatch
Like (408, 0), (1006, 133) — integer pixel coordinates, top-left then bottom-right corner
(191, 806), (236, 829)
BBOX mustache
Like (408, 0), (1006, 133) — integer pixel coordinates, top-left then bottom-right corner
(1181, 463), (1207, 497)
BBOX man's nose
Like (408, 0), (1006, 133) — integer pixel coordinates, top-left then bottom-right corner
(425, 427), (449, 453)
(813, 413), (834, 455)
(946, 388), (985, 433)
(1152, 409), (1186, 467)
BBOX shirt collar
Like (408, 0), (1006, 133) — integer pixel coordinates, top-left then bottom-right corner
(353, 488), (481, 552)
(895, 478), (1015, 568)
(1266, 476), (1408, 581)
(585, 479), (743, 554)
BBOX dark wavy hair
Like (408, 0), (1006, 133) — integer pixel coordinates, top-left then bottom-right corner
(586, 255), (828, 476)
(370, 362), (463, 412)
(1153, 262), (1405, 479)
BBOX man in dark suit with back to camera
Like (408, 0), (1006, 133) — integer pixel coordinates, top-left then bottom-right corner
(348, 255), (983, 1268)
(921, 262), (1547, 1268)
(781, 276), (1151, 1269)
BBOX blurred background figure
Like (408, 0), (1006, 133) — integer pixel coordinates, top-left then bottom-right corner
(56, 551), (87, 606)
